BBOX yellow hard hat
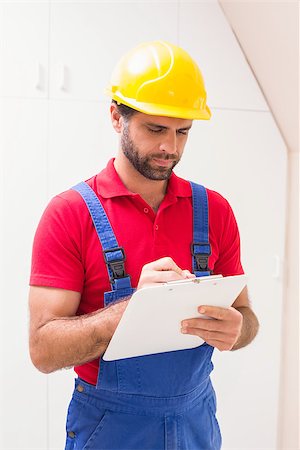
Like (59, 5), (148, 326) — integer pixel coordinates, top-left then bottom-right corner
(106, 41), (211, 120)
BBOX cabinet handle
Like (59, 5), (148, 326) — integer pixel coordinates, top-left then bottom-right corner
(272, 255), (281, 279)
(60, 65), (68, 92)
(35, 62), (43, 91)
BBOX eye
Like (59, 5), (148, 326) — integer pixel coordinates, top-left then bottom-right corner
(148, 127), (164, 134)
(177, 129), (189, 135)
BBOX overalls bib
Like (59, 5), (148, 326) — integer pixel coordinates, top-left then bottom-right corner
(65, 182), (221, 450)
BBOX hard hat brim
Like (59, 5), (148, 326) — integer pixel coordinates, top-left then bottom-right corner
(106, 89), (211, 121)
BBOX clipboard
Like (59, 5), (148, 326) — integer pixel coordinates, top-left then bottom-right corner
(103, 274), (247, 361)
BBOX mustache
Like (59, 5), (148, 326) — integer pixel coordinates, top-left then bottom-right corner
(150, 154), (178, 161)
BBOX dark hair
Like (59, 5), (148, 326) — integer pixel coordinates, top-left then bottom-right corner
(111, 99), (138, 120)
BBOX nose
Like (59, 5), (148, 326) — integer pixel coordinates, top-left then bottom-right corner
(159, 131), (177, 155)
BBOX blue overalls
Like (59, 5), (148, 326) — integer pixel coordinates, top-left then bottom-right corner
(65, 181), (221, 450)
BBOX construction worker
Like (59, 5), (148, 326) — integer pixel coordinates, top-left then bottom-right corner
(29, 41), (259, 450)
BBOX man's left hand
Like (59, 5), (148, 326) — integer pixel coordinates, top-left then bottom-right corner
(181, 306), (243, 351)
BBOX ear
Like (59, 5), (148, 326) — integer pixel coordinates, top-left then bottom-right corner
(110, 103), (123, 133)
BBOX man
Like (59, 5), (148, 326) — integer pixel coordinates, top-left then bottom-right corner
(29, 41), (259, 450)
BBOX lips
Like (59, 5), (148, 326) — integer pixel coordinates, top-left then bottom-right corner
(152, 157), (176, 167)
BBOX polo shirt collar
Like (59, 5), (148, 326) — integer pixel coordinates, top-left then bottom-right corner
(96, 158), (191, 199)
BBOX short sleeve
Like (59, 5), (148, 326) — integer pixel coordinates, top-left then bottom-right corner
(30, 194), (84, 292)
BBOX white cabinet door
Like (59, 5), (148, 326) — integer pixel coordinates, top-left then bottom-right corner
(47, 99), (118, 198)
(178, 1), (269, 111)
(1, 98), (48, 449)
(0, 3), (49, 98)
(49, 2), (178, 101)
(176, 109), (287, 449)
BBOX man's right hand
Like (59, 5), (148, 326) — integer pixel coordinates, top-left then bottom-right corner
(103, 257), (194, 344)
(137, 256), (195, 290)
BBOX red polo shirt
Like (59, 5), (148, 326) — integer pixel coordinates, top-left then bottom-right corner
(30, 158), (244, 384)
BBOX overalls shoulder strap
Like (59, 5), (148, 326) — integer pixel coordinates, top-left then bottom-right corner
(72, 181), (135, 305)
(72, 180), (211, 302)
(189, 181), (211, 277)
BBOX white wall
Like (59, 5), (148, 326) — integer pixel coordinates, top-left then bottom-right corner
(278, 151), (300, 450)
(217, 3), (300, 447)
(0, 1), (287, 449)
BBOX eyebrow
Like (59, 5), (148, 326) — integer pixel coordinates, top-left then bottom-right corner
(145, 122), (192, 131)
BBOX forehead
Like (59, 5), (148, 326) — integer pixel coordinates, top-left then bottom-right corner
(132, 112), (193, 129)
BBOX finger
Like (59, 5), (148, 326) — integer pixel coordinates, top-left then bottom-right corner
(148, 257), (186, 277)
(182, 270), (196, 279)
(181, 327), (233, 345)
(143, 270), (186, 284)
(197, 305), (232, 320)
(181, 318), (226, 333)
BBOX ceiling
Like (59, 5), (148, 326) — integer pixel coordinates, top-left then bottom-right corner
(219, 0), (299, 153)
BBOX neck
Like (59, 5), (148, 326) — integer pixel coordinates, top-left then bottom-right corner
(114, 153), (168, 211)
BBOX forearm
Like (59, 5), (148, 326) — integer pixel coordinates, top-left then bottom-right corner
(232, 306), (259, 350)
(30, 299), (129, 374)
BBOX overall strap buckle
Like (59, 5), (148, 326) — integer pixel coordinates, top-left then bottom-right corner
(103, 247), (128, 283)
(191, 242), (211, 272)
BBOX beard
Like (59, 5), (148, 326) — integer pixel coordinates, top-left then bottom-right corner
(121, 123), (180, 181)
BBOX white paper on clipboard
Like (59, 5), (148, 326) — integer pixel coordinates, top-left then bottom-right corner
(103, 274), (247, 361)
